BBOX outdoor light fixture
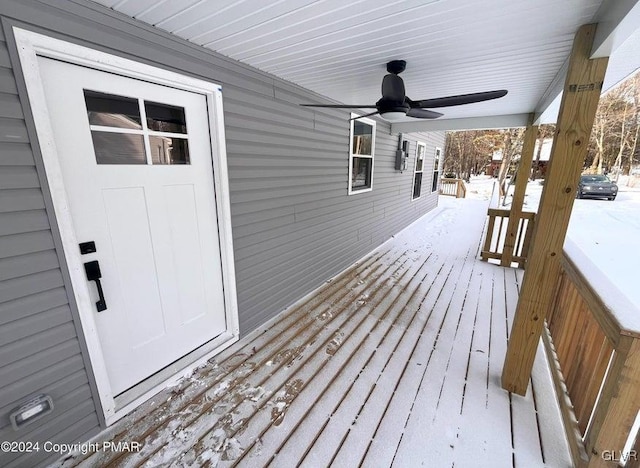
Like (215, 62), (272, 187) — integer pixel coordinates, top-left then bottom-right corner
(9, 394), (54, 430)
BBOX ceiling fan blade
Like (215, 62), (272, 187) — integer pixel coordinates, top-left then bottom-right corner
(350, 111), (380, 120)
(412, 90), (508, 108)
(300, 104), (377, 108)
(381, 74), (405, 101)
(406, 108), (443, 119)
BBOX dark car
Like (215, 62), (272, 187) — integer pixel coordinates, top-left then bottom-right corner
(577, 174), (618, 200)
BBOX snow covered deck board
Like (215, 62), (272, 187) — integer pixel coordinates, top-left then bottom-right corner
(56, 198), (570, 468)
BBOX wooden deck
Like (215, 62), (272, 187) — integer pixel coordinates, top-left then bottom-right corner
(57, 198), (570, 468)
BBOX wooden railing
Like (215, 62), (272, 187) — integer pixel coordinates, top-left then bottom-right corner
(480, 208), (535, 268)
(439, 178), (466, 198)
(543, 244), (640, 467)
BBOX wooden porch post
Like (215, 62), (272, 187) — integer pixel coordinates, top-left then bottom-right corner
(501, 24), (608, 395)
(500, 114), (537, 267)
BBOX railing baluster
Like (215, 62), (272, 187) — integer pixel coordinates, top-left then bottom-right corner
(516, 217), (526, 257)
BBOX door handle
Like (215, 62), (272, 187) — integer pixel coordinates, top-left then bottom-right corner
(84, 260), (107, 312)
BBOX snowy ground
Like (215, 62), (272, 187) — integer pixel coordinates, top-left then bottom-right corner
(463, 175), (640, 321)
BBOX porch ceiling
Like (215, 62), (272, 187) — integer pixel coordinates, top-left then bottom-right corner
(90, 0), (640, 131)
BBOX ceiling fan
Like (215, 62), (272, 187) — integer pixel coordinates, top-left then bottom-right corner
(301, 60), (508, 122)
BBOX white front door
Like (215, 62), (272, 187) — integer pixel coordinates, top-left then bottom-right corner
(38, 57), (227, 395)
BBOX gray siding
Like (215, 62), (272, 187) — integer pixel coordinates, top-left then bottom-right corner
(0, 1), (445, 466)
(0, 16), (101, 467)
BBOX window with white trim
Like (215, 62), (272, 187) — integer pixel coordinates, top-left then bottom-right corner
(432, 146), (442, 192)
(412, 142), (426, 200)
(349, 115), (376, 194)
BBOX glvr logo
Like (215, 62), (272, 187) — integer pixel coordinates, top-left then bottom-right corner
(602, 450), (638, 462)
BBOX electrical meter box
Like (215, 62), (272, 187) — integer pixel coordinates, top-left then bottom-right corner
(396, 140), (409, 171)
(395, 149), (408, 171)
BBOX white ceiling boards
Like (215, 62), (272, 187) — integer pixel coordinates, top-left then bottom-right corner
(92, 0), (640, 130)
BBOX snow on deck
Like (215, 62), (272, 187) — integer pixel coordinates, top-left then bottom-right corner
(55, 197), (570, 468)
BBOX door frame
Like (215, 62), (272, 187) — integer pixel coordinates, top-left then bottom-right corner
(13, 27), (240, 424)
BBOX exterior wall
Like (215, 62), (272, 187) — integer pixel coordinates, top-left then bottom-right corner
(0, 1), (444, 466)
(0, 18), (103, 468)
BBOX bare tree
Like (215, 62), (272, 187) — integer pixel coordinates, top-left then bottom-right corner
(586, 73), (639, 176)
(626, 73), (640, 179)
(444, 129), (521, 184)
(532, 124), (555, 180)
(444, 130), (499, 180)
(496, 129), (524, 198)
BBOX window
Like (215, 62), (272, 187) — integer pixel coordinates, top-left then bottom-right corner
(349, 115), (376, 194)
(432, 147), (442, 192)
(412, 142), (426, 200)
(84, 90), (190, 165)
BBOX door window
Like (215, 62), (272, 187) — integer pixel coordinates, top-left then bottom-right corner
(85, 90), (142, 129)
(84, 90), (190, 165)
(90, 132), (147, 165)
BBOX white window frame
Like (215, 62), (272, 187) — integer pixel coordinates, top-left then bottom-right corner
(412, 141), (426, 200)
(432, 146), (442, 193)
(348, 114), (376, 195)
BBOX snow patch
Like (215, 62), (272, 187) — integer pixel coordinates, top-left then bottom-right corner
(564, 239), (640, 332)
(213, 379), (231, 397)
(220, 437), (243, 461)
(326, 331), (344, 356)
(269, 379), (304, 426)
(198, 449), (221, 466)
(240, 385), (266, 402)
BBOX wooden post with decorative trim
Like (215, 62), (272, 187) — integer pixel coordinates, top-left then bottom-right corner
(501, 24), (608, 395)
(501, 114), (537, 267)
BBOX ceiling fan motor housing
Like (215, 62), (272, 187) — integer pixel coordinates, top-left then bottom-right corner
(376, 97), (410, 114)
(378, 72), (409, 115)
